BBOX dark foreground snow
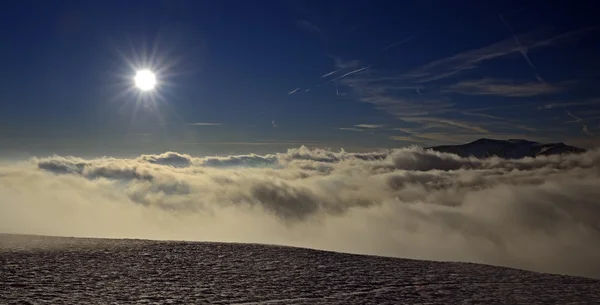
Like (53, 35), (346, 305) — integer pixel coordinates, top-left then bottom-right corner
(1, 234), (599, 304)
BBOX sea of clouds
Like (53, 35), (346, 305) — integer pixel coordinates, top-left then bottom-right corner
(1, 146), (600, 278)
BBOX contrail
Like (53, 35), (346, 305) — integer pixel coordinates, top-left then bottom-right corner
(336, 82), (339, 96)
(326, 66), (370, 84)
(567, 111), (595, 136)
(321, 69), (341, 78)
(288, 88), (300, 95)
(499, 14), (545, 84)
(383, 29), (433, 51)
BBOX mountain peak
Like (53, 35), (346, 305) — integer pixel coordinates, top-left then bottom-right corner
(427, 138), (584, 159)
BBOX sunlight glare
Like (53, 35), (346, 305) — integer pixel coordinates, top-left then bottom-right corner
(134, 69), (157, 91)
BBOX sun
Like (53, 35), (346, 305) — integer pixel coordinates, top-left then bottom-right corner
(134, 69), (157, 91)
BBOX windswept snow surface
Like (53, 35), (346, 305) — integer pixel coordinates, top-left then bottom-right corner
(1, 234), (599, 305)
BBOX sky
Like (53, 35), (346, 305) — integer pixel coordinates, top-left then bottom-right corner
(1, 0), (599, 157)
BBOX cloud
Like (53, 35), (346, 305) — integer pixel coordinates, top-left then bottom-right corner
(326, 66), (371, 85)
(188, 122), (222, 126)
(288, 88), (300, 95)
(138, 152), (193, 168)
(389, 128), (548, 145)
(321, 69), (341, 78)
(567, 111), (595, 137)
(271, 120), (279, 128)
(462, 112), (505, 120)
(389, 135), (421, 142)
(337, 128), (364, 132)
(402, 26), (599, 83)
(3, 147), (600, 278)
(539, 99), (600, 109)
(498, 14), (545, 84)
(332, 58), (362, 70)
(383, 29), (433, 51)
(446, 79), (565, 97)
(341, 74), (454, 117)
(323, 26), (598, 145)
(354, 124), (383, 129)
(400, 117), (489, 133)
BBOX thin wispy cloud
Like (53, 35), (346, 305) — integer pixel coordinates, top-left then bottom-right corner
(466, 103), (541, 113)
(499, 14), (545, 84)
(337, 66), (455, 119)
(539, 99), (600, 109)
(182, 141), (334, 146)
(567, 111), (595, 136)
(318, 19), (598, 146)
(514, 124), (538, 132)
(354, 124), (384, 129)
(288, 88), (300, 95)
(446, 79), (564, 97)
(271, 120), (279, 128)
(188, 122), (222, 126)
(326, 66), (371, 84)
(527, 24), (600, 50)
(391, 123), (547, 144)
(333, 58), (361, 70)
(400, 117), (490, 133)
(383, 29), (432, 51)
(388, 135), (420, 142)
(390, 132), (549, 145)
(462, 112), (505, 120)
(321, 69), (341, 78)
(402, 26), (599, 83)
(337, 127), (364, 132)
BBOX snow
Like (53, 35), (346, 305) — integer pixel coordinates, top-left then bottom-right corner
(1, 234), (599, 304)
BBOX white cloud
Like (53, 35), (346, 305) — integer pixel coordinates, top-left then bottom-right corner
(446, 79), (565, 97)
(188, 122), (222, 126)
(337, 128), (364, 132)
(400, 117), (489, 133)
(321, 69), (340, 78)
(2, 147), (600, 278)
(401, 26), (599, 83)
(462, 112), (505, 120)
(567, 111), (596, 137)
(354, 124), (384, 129)
(333, 58), (362, 70)
(539, 99), (600, 109)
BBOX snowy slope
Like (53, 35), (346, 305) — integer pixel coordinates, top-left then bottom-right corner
(1, 234), (599, 304)
(427, 138), (586, 159)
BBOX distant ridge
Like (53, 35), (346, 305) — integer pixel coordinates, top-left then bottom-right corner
(426, 138), (586, 159)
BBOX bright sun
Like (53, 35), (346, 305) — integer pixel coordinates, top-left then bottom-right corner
(134, 69), (157, 91)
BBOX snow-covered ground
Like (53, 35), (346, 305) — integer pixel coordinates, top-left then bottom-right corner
(1, 234), (599, 304)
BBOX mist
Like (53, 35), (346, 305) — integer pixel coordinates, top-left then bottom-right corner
(1, 146), (600, 278)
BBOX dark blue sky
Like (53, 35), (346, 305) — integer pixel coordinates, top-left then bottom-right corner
(1, 0), (599, 157)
